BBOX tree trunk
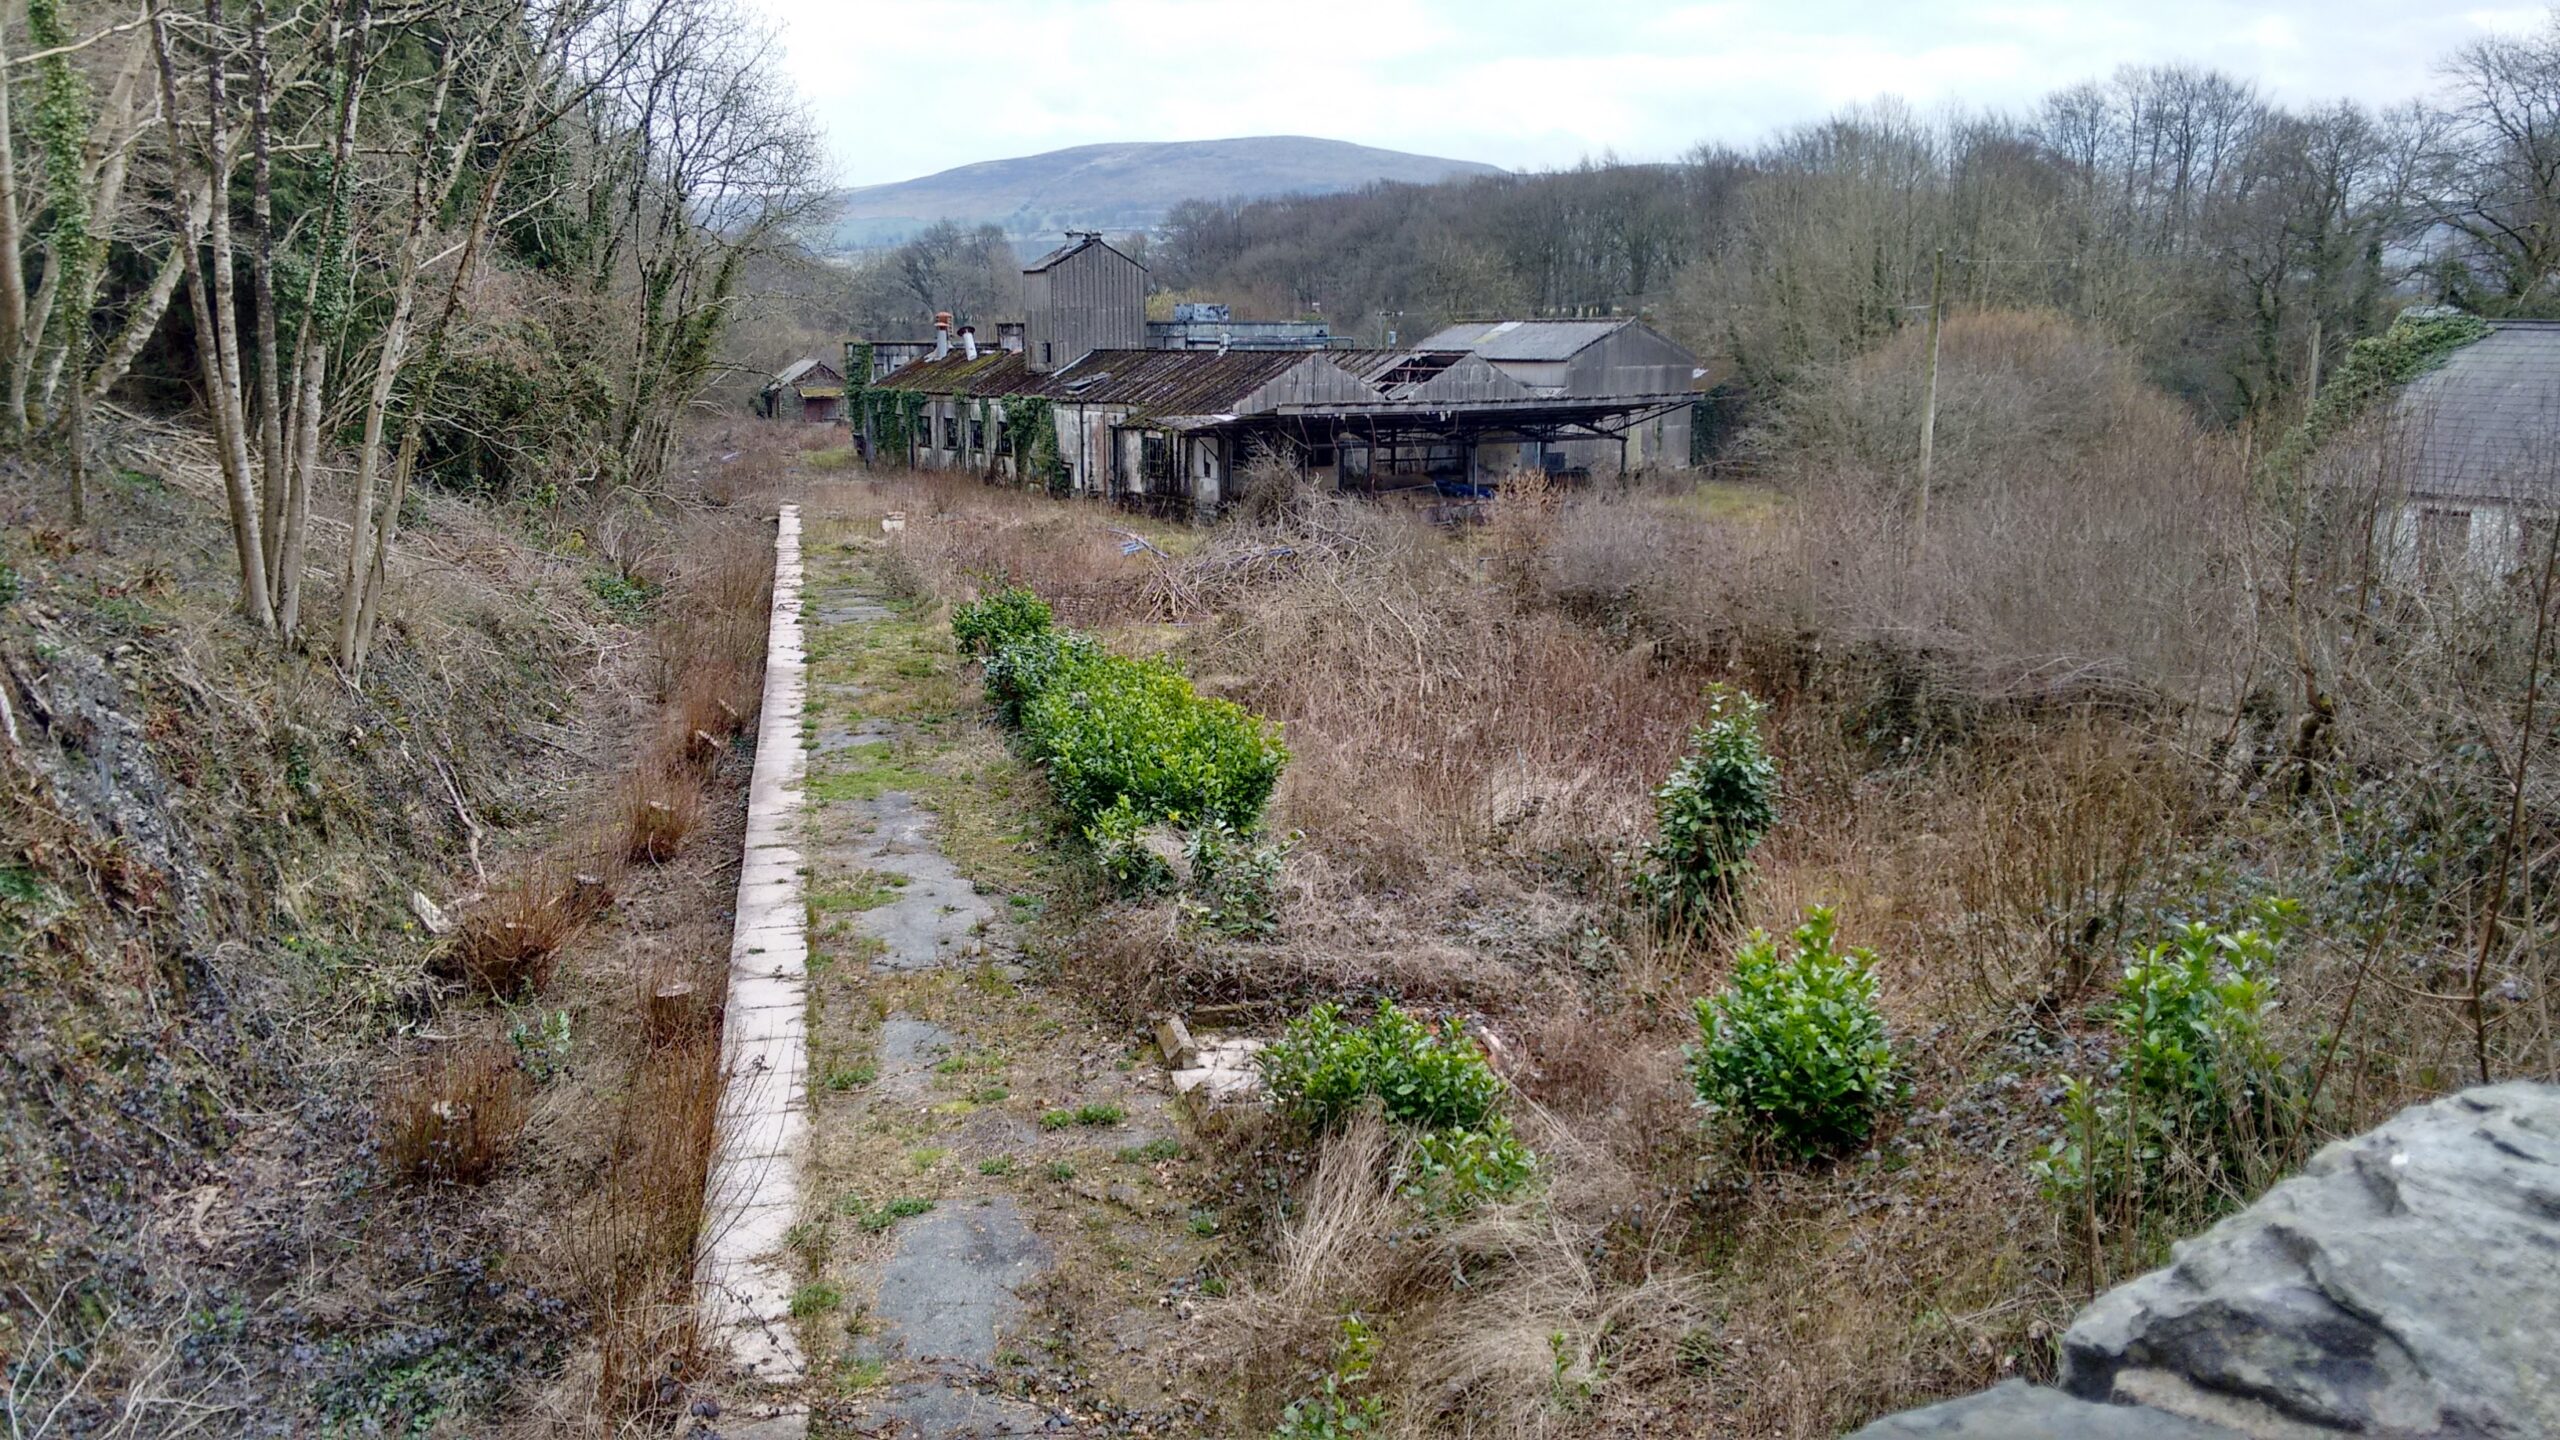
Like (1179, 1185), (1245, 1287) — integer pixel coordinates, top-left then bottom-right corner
(202, 0), (266, 601)
(150, 0), (272, 627)
(334, 37), (461, 670)
(0, 33), (27, 432)
(250, 0), (287, 594)
(277, 0), (371, 642)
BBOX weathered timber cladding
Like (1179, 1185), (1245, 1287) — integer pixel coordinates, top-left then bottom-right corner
(1024, 237), (1146, 374)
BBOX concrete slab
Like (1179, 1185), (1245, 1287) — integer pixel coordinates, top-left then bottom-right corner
(700, 503), (811, 1382)
(873, 1015), (958, 1103)
(862, 1197), (1049, 1368)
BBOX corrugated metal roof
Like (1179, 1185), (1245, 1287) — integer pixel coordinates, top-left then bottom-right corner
(1413, 318), (1632, 361)
(2397, 321), (2560, 504)
(1049, 350), (1313, 410)
(772, 356), (837, 386)
(872, 347), (1323, 415)
(868, 349), (1031, 398)
(1022, 234), (1146, 275)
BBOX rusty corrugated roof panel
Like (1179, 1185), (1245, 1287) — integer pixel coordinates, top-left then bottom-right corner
(874, 346), (1336, 417)
(870, 349), (1035, 397)
(1327, 349), (1416, 385)
(1045, 349), (1313, 412)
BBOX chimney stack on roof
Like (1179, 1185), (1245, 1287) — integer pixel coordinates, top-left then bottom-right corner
(930, 312), (951, 361)
(961, 325), (978, 360)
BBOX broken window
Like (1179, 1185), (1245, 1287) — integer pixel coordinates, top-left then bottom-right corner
(1142, 433), (1171, 483)
(2418, 507), (2471, 577)
(970, 416), (985, 452)
(941, 415), (960, 451)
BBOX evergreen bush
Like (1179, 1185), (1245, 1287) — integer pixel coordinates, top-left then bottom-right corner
(951, 585), (1052, 657)
(1690, 906), (1897, 1158)
(1642, 686), (1779, 922)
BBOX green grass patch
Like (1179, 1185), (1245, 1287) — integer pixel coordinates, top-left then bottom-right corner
(1041, 1102), (1125, 1130)
(810, 871), (910, 914)
(840, 1195), (935, 1233)
(807, 745), (940, 804)
(1117, 1137), (1183, 1164)
(790, 1282), (843, 1317)
(823, 1061), (878, 1091)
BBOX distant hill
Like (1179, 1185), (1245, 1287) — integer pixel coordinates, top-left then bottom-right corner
(822, 136), (1506, 250)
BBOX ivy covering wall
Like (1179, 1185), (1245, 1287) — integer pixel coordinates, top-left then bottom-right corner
(1000, 395), (1068, 493)
(859, 389), (928, 464)
(2261, 312), (2491, 489)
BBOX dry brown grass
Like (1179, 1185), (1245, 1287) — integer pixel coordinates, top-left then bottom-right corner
(447, 861), (601, 997)
(621, 767), (704, 864)
(797, 364), (2560, 1435)
(380, 1042), (531, 1185)
(450, 493), (770, 1434)
(573, 1034), (726, 1425)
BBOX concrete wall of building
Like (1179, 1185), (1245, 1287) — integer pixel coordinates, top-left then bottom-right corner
(2388, 499), (2539, 584)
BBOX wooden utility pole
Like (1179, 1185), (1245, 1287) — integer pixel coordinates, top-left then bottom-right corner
(2305, 317), (2323, 411)
(1914, 247), (1945, 552)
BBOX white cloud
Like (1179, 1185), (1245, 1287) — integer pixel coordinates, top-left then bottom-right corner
(739, 0), (2519, 185)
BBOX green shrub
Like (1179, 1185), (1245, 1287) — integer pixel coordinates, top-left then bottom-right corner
(952, 585), (1052, 657)
(1641, 686), (1778, 922)
(1261, 1002), (1535, 1209)
(1182, 817), (1292, 936)
(1406, 1118), (1538, 1210)
(1019, 646), (1286, 831)
(1261, 1001), (1504, 1133)
(1085, 794), (1177, 894)
(983, 628), (1101, 725)
(1273, 1315), (1387, 1440)
(2033, 901), (2301, 1208)
(1689, 906), (1896, 1158)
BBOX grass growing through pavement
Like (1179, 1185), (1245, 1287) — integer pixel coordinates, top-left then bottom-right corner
(790, 508), (1225, 1423)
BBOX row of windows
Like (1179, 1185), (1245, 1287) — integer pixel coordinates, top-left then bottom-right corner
(2412, 506), (2559, 576)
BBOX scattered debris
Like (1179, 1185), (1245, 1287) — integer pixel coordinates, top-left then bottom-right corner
(409, 890), (453, 936)
(1169, 1033), (1266, 1125)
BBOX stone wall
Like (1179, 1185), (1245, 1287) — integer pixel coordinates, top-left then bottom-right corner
(1848, 1082), (2560, 1439)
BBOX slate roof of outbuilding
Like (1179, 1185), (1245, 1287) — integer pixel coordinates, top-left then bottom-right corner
(2397, 320), (2560, 505)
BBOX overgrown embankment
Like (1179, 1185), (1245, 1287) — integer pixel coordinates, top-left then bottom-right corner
(1, 428), (784, 1435)
(814, 345), (2559, 1439)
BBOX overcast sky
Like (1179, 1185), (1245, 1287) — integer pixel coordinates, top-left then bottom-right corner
(742, 1), (2552, 188)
